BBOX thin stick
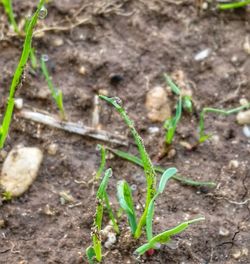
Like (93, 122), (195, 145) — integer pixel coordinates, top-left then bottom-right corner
(17, 109), (128, 146)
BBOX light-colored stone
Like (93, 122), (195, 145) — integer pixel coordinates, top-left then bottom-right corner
(0, 146), (43, 197)
(243, 125), (250, 138)
(219, 227), (230, 236)
(52, 37), (64, 47)
(243, 36), (250, 55)
(145, 86), (171, 122)
(239, 98), (249, 106)
(47, 143), (58, 156)
(228, 160), (239, 170)
(78, 66), (86, 75)
(14, 98), (23, 110)
(236, 110), (250, 125)
(232, 249), (242, 260)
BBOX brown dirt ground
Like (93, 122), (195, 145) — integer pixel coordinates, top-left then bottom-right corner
(0, 0), (250, 263)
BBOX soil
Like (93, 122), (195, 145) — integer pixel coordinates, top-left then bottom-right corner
(0, 0), (250, 263)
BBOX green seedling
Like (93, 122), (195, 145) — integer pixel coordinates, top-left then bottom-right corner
(86, 168), (113, 262)
(134, 168), (204, 255)
(164, 74), (193, 145)
(0, 0), (46, 149)
(95, 145), (106, 181)
(1, 0), (19, 34)
(40, 56), (66, 120)
(218, 0), (250, 10)
(106, 147), (216, 188)
(100, 95), (156, 239)
(135, 217), (205, 255)
(2, 191), (13, 201)
(199, 102), (250, 143)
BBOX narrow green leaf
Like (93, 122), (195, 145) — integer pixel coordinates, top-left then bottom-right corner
(165, 96), (182, 144)
(183, 95), (192, 113)
(158, 168), (177, 194)
(164, 73), (181, 95)
(86, 246), (96, 264)
(117, 180), (137, 235)
(106, 147), (216, 188)
(136, 217), (205, 255)
(95, 145), (106, 181)
(146, 168), (177, 240)
(104, 192), (119, 234)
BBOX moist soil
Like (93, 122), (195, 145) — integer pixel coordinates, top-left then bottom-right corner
(0, 1), (250, 263)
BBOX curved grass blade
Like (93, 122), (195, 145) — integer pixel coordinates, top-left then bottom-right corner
(218, 0), (250, 10)
(146, 168), (177, 240)
(100, 95), (156, 238)
(164, 96), (182, 145)
(0, 0), (45, 148)
(117, 180), (137, 235)
(1, 0), (19, 34)
(95, 144), (106, 181)
(40, 56), (66, 120)
(92, 168), (112, 262)
(135, 217), (205, 255)
(106, 147), (216, 188)
(104, 192), (119, 234)
(199, 103), (250, 143)
(164, 73), (180, 95)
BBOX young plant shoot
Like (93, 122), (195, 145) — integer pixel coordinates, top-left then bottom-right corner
(99, 95), (156, 239)
(1, 0), (19, 34)
(199, 102), (250, 143)
(86, 168), (113, 263)
(163, 73), (193, 145)
(0, 0), (46, 148)
(218, 0), (250, 10)
(40, 56), (66, 120)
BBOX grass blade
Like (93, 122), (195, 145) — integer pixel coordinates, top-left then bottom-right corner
(40, 56), (66, 119)
(135, 217), (205, 255)
(106, 147), (216, 188)
(117, 180), (137, 235)
(0, 0), (45, 148)
(95, 144), (106, 181)
(218, 0), (250, 10)
(1, 0), (19, 33)
(100, 95), (156, 238)
(164, 73), (181, 95)
(146, 168), (177, 240)
(104, 193), (119, 234)
(164, 96), (182, 145)
(86, 246), (96, 264)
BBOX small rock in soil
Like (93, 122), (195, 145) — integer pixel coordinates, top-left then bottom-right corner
(243, 125), (250, 138)
(145, 86), (171, 122)
(0, 146), (43, 197)
(236, 110), (250, 125)
(14, 98), (23, 110)
(194, 48), (211, 61)
(232, 249), (242, 260)
(243, 36), (250, 55)
(228, 160), (239, 170)
(52, 36), (64, 47)
(78, 65), (86, 75)
(47, 143), (59, 155)
(0, 219), (5, 228)
(219, 227), (230, 236)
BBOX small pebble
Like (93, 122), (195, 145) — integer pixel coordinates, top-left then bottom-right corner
(148, 126), (160, 134)
(239, 98), (249, 106)
(145, 86), (171, 122)
(236, 110), (250, 125)
(14, 98), (23, 110)
(52, 36), (64, 47)
(194, 48), (211, 61)
(232, 249), (242, 260)
(78, 66), (86, 75)
(219, 227), (230, 237)
(243, 125), (250, 138)
(47, 143), (58, 156)
(0, 146), (43, 197)
(202, 2), (208, 9)
(0, 219), (5, 228)
(167, 148), (176, 159)
(243, 36), (250, 55)
(228, 160), (239, 170)
(98, 89), (109, 96)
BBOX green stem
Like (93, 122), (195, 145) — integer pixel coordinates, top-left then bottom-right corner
(218, 0), (250, 10)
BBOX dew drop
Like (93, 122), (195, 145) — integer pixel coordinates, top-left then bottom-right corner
(41, 54), (49, 62)
(112, 97), (122, 105)
(39, 6), (48, 19)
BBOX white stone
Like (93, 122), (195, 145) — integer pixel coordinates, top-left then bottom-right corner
(243, 125), (250, 138)
(145, 86), (171, 122)
(236, 110), (250, 125)
(194, 48), (211, 61)
(14, 98), (23, 110)
(47, 143), (58, 155)
(0, 146), (43, 197)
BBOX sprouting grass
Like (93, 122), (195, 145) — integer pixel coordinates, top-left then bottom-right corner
(40, 56), (66, 120)
(0, 0), (46, 149)
(163, 74), (193, 145)
(99, 95), (156, 239)
(218, 0), (250, 10)
(105, 147), (216, 188)
(95, 144), (106, 181)
(1, 0), (19, 34)
(199, 102), (250, 143)
(86, 168), (113, 263)
(99, 95), (204, 258)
